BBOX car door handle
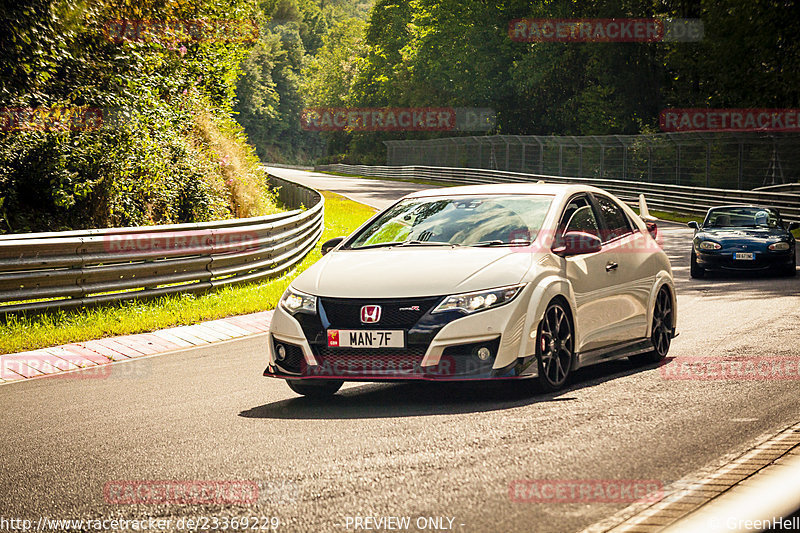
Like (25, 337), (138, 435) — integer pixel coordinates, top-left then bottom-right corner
(605, 261), (619, 272)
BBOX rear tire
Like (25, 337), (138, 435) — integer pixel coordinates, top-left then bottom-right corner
(535, 301), (574, 392)
(690, 251), (705, 278)
(631, 287), (673, 364)
(286, 379), (343, 397)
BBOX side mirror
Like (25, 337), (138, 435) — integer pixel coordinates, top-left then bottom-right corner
(788, 222), (800, 232)
(687, 221), (699, 230)
(321, 236), (345, 256)
(553, 231), (602, 257)
(646, 221), (658, 239)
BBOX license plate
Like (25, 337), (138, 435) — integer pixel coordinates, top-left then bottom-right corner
(327, 330), (405, 348)
(733, 252), (754, 260)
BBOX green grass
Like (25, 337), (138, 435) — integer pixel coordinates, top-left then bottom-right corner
(0, 191), (376, 355)
(631, 208), (698, 225)
(649, 210), (698, 224)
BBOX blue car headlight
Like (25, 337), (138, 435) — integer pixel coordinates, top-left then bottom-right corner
(697, 240), (721, 251)
(768, 241), (791, 251)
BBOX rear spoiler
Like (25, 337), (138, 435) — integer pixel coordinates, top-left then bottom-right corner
(638, 194), (659, 239)
(638, 194), (658, 222)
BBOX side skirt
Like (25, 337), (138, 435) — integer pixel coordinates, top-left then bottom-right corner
(574, 338), (654, 370)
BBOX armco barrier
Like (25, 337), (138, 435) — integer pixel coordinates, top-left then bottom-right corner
(0, 175), (323, 314)
(315, 164), (800, 223)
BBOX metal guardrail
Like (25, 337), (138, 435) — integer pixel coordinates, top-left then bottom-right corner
(0, 175), (323, 315)
(264, 163), (315, 171)
(316, 164), (800, 223)
(384, 133), (800, 190)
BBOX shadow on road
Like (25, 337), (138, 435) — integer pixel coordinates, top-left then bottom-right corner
(239, 357), (669, 420)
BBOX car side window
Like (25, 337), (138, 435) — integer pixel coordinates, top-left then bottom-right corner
(595, 196), (634, 242)
(559, 195), (600, 237)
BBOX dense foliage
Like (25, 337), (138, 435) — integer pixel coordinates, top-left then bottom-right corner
(0, 0), (277, 233)
(234, 0), (372, 164)
(239, 0), (799, 164)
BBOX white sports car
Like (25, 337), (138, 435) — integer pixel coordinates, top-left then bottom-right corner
(264, 183), (676, 396)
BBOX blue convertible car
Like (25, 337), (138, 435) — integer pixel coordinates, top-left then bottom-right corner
(688, 206), (799, 278)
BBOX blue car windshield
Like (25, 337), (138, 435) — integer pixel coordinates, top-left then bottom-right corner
(704, 207), (781, 228)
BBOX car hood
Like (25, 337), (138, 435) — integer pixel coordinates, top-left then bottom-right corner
(698, 227), (791, 242)
(292, 247), (537, 298)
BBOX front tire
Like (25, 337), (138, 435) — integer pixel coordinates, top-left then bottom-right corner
(780, 255), (796, 277)
(535, 301), (574, 392)
(286, 379), (343, 397)
(690, 251), (705, 278)
(631, 287), (673, 364)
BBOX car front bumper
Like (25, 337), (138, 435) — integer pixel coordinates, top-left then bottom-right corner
(695, 249), (794, 271)
(263, 292), (537, 382)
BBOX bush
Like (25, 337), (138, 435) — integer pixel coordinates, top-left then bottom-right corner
(0, 0), (278, 234)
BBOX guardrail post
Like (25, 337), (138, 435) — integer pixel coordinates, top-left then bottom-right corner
(623, 146), (628, 179)
(676, 145), (681, 185)
(738, 143), (744, 189)
(73, 238), (87, 300)
(706, 142), (711, 187)
(600, 147), (605, 178)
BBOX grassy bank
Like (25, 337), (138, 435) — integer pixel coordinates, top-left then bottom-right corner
(0, 191), (376, 355)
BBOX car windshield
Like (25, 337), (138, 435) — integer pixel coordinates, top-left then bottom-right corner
(346, 194), (553, 249)
(703, 207), (781, 228)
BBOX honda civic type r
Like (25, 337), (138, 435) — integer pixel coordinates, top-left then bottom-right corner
(264, 183), (677, 396)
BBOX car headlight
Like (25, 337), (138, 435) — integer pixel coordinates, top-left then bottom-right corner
(433, 284), (525, 314)
(697, 240), (721, 250)
(280, 287), (317, 315)
(768, 241), (791, 251)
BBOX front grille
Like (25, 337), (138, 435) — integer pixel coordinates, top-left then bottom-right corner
(319, 296), (443, 329)
(720, 256), (773, 269)
(273, 340), (304, 373)
(315, 345), (428, 358)
(316, 354), (421, 374)
(310, 345), (428, 376)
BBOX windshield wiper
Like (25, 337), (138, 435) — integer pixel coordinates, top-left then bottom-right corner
(351, 240), (456, 250)
(350, 241), (407, 250)
(398, 240), (458, 247)
(470, 240), (532, 247)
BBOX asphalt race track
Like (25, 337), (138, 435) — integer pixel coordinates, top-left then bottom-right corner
(1, 168), (799, 533)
